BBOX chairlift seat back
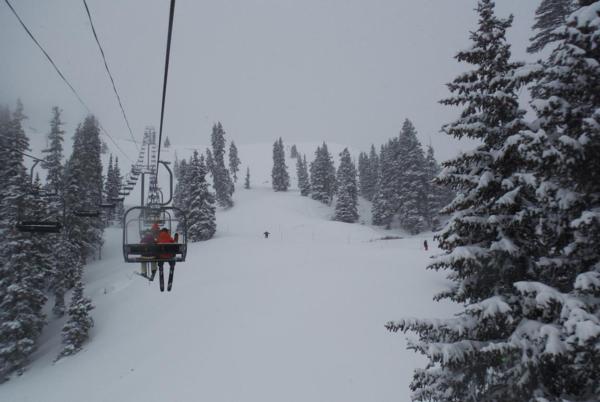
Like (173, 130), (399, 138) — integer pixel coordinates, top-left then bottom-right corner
(16, 221), (62, 233)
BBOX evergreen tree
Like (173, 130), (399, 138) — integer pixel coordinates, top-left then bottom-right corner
(290, 144), (298, 158)
(51, 235), (80, 317)
(58, 273), (93, 359)
(357, 151), (369, 199)
(173, 158), (190, 228)
(358, 147), (379, 202)
(272, 137), (290, 191)
(334, 148), (359, 223)
(514, 2), (600, 399)
(63, 115), (104, 261)
(112, 157), (124, 226)
(244, 167), (250, 189)
(296, 154), (310, 196)
(164, 136), (171, 148)
(186, 151), (217, 241)
(210, 123), (234, 208)
(41, 106), (64, 196)
(205, 148), (214, 177)
(173, 152), (180, 178)
(103, 155), (115, 223)
(528, 0), (575, 53)
(0, 102), (48, 380)
(366, 144), (380, 201)
(396, 119), (428, 234)
(40, 107), (67, 314)
(371, 142), (399, 227)
(228, 141), (241, 183)
(387, 2), (543, 401)
(423, 145), (452, 229)
(309, 143), (336, 204)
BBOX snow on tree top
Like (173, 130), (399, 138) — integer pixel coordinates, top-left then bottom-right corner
(570, 3), (600, 28)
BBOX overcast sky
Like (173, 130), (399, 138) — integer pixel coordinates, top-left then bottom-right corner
(1, 0), (539, 163)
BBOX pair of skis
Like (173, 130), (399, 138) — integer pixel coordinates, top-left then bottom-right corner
(135, 266), (174, 292)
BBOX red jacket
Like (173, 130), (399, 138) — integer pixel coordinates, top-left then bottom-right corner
(157, 231), (175, 259)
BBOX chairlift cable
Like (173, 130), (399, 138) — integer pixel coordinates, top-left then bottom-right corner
(3, 0), (133, 163)
(156, 0), (176, 175)
(82, 0), (140, 153)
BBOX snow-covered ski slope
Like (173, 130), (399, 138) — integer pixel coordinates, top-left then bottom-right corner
(0, 143), (456, 402)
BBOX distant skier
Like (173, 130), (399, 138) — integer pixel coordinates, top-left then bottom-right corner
(423, 240), (428, 251)
(153, 228), (179, 292)
(264, 231), (270, 238)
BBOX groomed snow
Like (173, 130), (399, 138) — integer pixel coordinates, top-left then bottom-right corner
(0, 143), (456, 402)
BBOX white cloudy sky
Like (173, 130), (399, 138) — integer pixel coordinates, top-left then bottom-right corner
(1, 0), (539, 163)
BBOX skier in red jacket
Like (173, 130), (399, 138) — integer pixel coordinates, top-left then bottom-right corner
(152, 228), (179, 291)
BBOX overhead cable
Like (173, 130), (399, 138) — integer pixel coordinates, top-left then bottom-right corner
(82, 0), (139, 153)
(156, 0), (176, 174)
(3, 0), (132, 162)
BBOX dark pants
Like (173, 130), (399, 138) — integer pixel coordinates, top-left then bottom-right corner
(156, 260), (176, 291)
(157, 261), (176, 270)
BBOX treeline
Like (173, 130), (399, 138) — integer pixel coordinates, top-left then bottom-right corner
(0, 103), (114, 380)
(271, 123), (452, 233)
(173, 121), (244, 241)
(386, 1), (600, 401)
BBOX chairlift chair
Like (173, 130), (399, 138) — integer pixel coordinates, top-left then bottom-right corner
(15, 194), (62, 233)
(73, 210), (101, 218)
(123, 205), (187, 263)
(16, 220), (62, 233)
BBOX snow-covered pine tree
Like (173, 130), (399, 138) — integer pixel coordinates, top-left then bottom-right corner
(186, 151), (216, 241)
(41, 106), (64, 196)
(228, 141), (241, 183)
(371, 141), (399, 228)
(396, 119), (428, 234)
(366, 144), (380, 201)
(58, 271), (93, 359)
(210, 122), (234, 208)
(0, 102), (48, 380)
(334, 148), (358, 223)
(63, 115), (104, 261)
(528, 0), (575, 53)
(423, 145), (453, 229)
(513, 2), (600, 399)
(387, 2), (544, 400)
(290, 144), (298, 158)
(112, 157), (124, 226)
(205, 148), (214, 177)
(309, 143), (336, 204)
(173, 152), (180, 178)
(296, 154), (310, 196)
(29, 174), (54, 288)
(173, 158), (190, 226)
(51, 234), (81, 317)
(164, 136), (171, 148)
(272, 137), (290, 191)
(39, 107), (68, 313)
(244, 167), (250, 189)
(103, 155), (115, 223)
(357, 151), (369, 199)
